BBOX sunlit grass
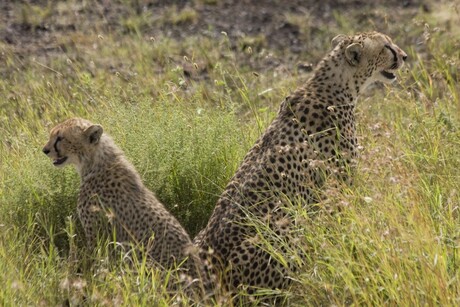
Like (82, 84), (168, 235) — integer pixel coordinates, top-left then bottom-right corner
(1, 1), (459, 305)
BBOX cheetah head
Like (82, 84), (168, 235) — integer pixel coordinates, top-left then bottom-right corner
(331, 31), (407, 88)
(42, 118), (103, 170)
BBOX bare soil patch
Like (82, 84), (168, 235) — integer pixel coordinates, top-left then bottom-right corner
(1, 0), (428, 60)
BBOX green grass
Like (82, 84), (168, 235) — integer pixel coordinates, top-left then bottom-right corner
(1, 1), (460, 305)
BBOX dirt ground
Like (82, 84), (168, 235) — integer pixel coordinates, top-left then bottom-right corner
(150, 0), (428, 52)
(1, 0), (428, 60)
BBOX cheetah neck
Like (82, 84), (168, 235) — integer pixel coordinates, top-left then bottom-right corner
(77, 136), (138, 182)
(306, 50), (366, 102)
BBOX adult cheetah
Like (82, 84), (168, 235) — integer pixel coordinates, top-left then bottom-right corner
(195, 32), (407, 294)
(42, 118), (207, 291)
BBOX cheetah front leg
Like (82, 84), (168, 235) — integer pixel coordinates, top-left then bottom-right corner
(77, 199), (111, 250)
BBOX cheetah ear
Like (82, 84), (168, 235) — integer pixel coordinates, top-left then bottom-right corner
(345, 43), (363, 66)
(331, 34), (348, 48)
(84, 125), (103, 144)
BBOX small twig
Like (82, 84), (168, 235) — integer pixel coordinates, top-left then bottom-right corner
(32, 59), (63, 77)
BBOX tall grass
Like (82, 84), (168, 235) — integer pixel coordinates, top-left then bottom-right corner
(1, 1), (460, 305)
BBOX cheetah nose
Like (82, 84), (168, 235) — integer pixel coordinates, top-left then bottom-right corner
(402, 54), (408, 61)
(42, 147), (50, 155)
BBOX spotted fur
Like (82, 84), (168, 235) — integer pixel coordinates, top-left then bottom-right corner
(42, 118), (207, 292)
(194, 32), (407, 294)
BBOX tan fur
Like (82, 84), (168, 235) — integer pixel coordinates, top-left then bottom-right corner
(43, 118), (208, 292)
(194, 32), (407, 294)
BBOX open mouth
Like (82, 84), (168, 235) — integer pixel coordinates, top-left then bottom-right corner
(381, 70), (396, 80)
(53, 156), (68, 166)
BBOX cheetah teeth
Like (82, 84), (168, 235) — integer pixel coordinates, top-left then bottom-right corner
(53, 157), (68, 166)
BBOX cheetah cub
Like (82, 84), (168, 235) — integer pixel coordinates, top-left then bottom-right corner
(42, 118), (203, 281)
